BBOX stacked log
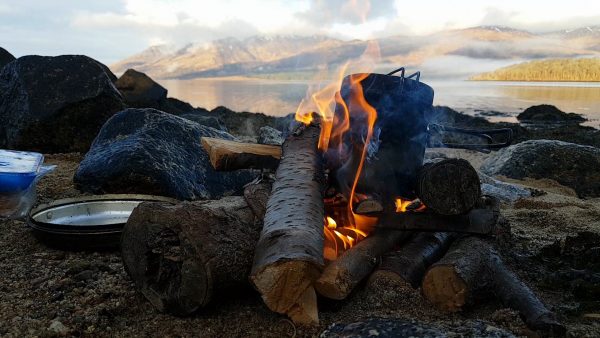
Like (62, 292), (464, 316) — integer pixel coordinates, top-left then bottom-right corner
(121, 181), (272, 315)
(249, 123), (326, 325)
(422, 236), (566, 337)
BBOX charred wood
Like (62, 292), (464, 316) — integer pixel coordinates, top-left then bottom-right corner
(416, 158), (481, 215)
(378, 196), (500, 235)
(369, 232), (458, 288)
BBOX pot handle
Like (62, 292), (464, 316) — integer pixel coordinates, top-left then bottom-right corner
(427, 123), (513, 153)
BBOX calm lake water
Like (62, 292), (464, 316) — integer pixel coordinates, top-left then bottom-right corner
(161, 78), (600, 128)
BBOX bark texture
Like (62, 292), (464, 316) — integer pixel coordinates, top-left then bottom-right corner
(315, 230), (410, 300)
(121, 182), (270, 316)
(374, 232), (458, 288)
(250, 123), (325, 325)
(422, 236), (565, 336)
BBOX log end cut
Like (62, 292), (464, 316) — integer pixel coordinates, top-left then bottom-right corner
(314, 265), (351, 300)
(421, 264), (468, 313)
(121, 203), (211, 316)
(250, 260), (321, 321)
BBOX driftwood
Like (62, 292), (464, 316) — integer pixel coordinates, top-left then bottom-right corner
(369, 232), (458, 288)
(201, 137), (281, 171)
(378, 196), (500, 235)
(422, 236), (565, 336)
(315, 229), (410, 300)
(121, 182), (271, 316)
(250, 123), (325, 325)
(416, 158), (481, 215)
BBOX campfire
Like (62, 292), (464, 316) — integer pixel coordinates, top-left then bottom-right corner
(120, 47), (564, 337)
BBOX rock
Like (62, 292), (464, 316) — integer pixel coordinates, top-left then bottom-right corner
(257, 126), (284, 145)
(0, 47), (15, 69)
(48, 320), (68, 336)
(478, 171), (531, 203)
(517, 104), (586, 124)
(320, 318), (515, 338)
(115, 69), (167, 105)
(74, 270), (95, 281)
(481, 140), (600, 198)
(74, 108), (257, 200)
(210, 106), (283, 137)
(180, 112), (227, 131)
(0, 55), (124, 153)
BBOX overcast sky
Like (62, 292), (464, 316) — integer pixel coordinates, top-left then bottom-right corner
(1, 0), (599, 64)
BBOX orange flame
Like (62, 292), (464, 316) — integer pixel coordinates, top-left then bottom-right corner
(294, 1), (382, 260)
(296, 67), (380, 260)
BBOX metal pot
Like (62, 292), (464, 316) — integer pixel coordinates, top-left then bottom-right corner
(333, 68), (512, 200)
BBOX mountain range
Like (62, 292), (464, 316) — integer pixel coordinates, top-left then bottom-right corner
(110, 25), (600, 80)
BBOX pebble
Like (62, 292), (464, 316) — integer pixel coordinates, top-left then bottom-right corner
(48, 320), (68, 335)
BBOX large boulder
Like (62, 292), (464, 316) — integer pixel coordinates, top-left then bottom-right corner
(115, 69), (167, 105)
(481, 140), (600, 198)
(517, 104), (585, 124)
(0, 47), (15, 69)
(74, 108), (257, 200)
(0, 55), (124, 153)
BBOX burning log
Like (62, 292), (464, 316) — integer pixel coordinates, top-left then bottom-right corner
(416, 158), (481, 215)
(422, 236), (566, 336)
(201, 137), (281, 171)
(354, 197), (384, 215)
(250, 123), (325, 325)
(315, 229), (410, 300)
(121, 181), (271, 316)
(378, 196), (500, 235)
(369, 232), (458, 289)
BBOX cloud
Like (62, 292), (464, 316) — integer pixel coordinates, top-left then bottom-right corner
(477, 6), (600, 33)
(297, 0), (396, 26)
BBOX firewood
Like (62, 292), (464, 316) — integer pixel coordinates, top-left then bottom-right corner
(378, 196), (500, 235)
(369, 232), (458, 289)
(422, 236), (565, 336)
(315, 230), (410, 300)
(250, 123), (325, 325)
(201, 137), (281, 171)
(121, 182), (271, 316)
(354, 197), (383, 215)
(416, 158), (481, 215)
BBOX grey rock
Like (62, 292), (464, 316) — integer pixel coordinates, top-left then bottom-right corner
(74, 108), (257, 200)
(257, 126), (284, 145)
(48, 320), (68, 335)
(481, 140), (600, 198)
(0, 47), (15, 69)
(478, 171), (531, 202)
(0, 55), (124, 153)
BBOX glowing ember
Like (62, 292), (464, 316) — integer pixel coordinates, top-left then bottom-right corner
(395, 198), (412, 213)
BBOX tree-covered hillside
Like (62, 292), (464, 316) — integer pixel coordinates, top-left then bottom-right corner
(471, 58), (600, 81)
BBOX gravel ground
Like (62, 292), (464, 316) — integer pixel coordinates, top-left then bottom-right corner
(0, 153), (599, 337)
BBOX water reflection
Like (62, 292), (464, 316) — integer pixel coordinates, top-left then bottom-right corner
(161, 78), (600, 127)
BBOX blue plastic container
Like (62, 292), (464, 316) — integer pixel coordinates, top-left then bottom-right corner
(0, 150), (44, 193)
